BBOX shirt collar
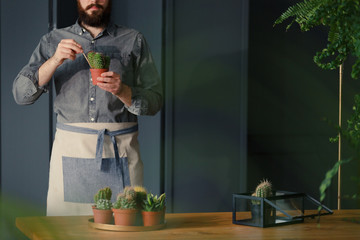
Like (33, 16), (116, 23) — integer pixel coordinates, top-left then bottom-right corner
(73, 19), (116, 37)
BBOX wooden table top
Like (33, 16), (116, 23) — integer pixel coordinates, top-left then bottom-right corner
(16, 210), (360, 240)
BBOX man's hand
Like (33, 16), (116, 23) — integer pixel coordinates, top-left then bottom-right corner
(51, 39), (83, 66)
(39, 39), (83, 87)
(97, 71), (132, 107)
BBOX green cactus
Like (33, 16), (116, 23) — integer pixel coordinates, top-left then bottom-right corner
(134, 186), (147, 210)
(251, 179), (272, 205)
(142, 193), (166, 212)
(94, 187), (112, 204)
(113, 186), (137, 209)
(96, 199), (112, 210)
(86, 51), (110, 69)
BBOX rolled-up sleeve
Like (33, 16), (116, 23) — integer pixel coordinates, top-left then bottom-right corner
(126, 33), (163, 116)
(13, 35), (49, 105)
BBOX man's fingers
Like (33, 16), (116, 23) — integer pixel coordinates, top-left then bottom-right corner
(100, 71), (117, 77)
(59, 39), (83, 53)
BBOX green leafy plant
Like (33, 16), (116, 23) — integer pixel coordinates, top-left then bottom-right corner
(87, 51), (111, 69)
(275, 0), (360, 209)
(274, 0), (360, 79)
(251, 179), (273, 205)
(113, 186), (137, 210)
(142, 193), (166, 212)
(319, 94), (360, 206)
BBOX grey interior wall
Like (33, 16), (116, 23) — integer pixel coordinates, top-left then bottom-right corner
(1, 0), (50, 239)
(166, 0), (248, 213)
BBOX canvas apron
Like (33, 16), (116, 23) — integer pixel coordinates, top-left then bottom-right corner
(46, 122), (143, 216)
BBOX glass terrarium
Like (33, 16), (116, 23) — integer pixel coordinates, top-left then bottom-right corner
(232, 191), (333, 228)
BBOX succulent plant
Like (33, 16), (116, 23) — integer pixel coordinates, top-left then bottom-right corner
(142, 193), (166, 212)
(113, 186), (137, 209)
(94, 187), (112, 204)
(96, 199), (112, 210)
(87, 51), (110, 69)
(251, 179), (273, 205)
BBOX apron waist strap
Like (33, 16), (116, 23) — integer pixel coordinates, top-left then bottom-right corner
(56, 122), (138, 136)
(56, 123), (138, 187)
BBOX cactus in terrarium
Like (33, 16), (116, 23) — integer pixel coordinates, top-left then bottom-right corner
(113, 186), (137, 209)
(94, 186), (112, 204)
(251, 179), (273, 205)
(87, 51), (110, 69)
(96, 199), (112, 210)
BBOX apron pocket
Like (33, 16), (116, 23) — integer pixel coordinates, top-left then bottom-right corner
(62, 156), (130, 203)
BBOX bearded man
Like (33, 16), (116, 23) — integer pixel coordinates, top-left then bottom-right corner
(12, 0), (162, 216)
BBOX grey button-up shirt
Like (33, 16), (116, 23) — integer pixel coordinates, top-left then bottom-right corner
(13, 21), (163, 123)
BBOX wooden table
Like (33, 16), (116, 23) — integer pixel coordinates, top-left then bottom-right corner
(16, 210), (360, 240)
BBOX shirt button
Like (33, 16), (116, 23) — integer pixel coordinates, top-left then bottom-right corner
(90, 118), (95, 122)
(90, 97), (95, 101)
(79, 32), (83, 35)
(91, 40), (95, 44)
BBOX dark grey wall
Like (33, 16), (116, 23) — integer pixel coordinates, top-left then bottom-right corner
(164, 0), (248, 212)
(1, 0), (50, 239)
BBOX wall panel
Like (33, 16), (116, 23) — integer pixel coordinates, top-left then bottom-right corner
(165, 0), (249, 212)
(1, 0), (50, 238)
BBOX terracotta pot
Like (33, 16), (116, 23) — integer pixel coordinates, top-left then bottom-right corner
(141, 210), (164, 226)
(135, 211), (143, 226)
(90, 68), (108, 85)
(92, 208), (113, 224)
(112, 208), (138, 226)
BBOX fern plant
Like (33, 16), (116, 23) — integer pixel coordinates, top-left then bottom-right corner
(274, 0), (360, 79)
(275, 0), (360, 209)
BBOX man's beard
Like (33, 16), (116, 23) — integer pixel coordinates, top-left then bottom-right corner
(77, 1), (111, 27)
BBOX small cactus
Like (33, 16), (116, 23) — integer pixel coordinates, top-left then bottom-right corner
(113, 186), (137, 209)
(134, 186), (147, 209)
(96, 199), (112, 210)
(87, 51), (110, 69)
(251, 179), (272, 205)
(94, 187), (112, 204)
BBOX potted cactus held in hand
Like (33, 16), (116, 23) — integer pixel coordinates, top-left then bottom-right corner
(112, 186), (138, 226)
(93, 187), (113, 224)
(86, 51), (110, 85)
(251, 179), (275, 225)
(141, 193), (166, 226)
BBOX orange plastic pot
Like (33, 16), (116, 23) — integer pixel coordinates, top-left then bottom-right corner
(92, 208), (113, 224)
(141, 210), (164, 226)
(112, 208), (138, 226)
(90, 68), (108, 85)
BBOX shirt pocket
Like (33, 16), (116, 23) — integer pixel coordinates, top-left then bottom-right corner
(110, 53), (135, 86)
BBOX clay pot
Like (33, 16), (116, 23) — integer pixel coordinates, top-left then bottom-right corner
(141, 210), (164, 226)
(112, 208), (138, 226)
(92, 208), (113, 224)
(90, 68), (108, 85)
